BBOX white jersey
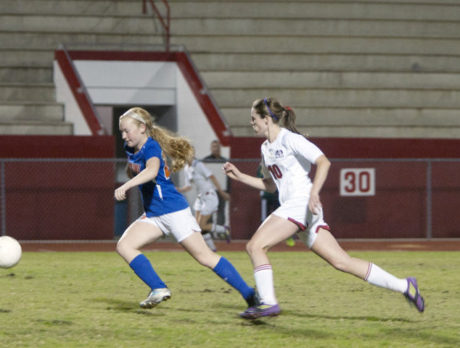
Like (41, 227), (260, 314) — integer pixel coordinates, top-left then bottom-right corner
(261, 128), (323, 205)
(183, 159), (215, 195)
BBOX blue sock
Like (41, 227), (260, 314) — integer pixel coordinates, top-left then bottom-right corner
(129, 254), (167, 290)
(213, 257), (254, 301)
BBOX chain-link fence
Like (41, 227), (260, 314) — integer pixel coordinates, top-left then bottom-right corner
(1, 158), (460, 240)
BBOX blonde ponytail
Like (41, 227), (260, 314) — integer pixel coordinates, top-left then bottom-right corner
(120, 107), (194, 172)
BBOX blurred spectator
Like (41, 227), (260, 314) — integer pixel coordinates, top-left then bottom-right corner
(202, 140), (230, 225)
(203, 140), (227, 163)
(178, 155), (231, 251)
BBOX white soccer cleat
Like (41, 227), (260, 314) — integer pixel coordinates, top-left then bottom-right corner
(139, 288), (171, 309)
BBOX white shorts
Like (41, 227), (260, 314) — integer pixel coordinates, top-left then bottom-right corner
(193, 190), (218, 216)
(272, 198), (330, 249)
(137, 208), (201, 243)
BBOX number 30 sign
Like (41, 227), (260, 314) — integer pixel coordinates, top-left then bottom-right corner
(340, 168), (375, 196)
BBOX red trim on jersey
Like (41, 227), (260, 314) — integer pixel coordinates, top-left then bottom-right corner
(288, 217), (306, 231)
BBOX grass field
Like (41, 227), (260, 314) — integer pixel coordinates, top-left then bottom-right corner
(1, 250), (459, 348)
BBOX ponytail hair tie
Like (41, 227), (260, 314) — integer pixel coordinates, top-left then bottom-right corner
(285, 106), (292, 112)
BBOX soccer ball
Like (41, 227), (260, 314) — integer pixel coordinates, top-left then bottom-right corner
(0, 236), (22, 269)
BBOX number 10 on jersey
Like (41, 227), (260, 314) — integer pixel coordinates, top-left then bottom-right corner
(340, 168), (375, 196)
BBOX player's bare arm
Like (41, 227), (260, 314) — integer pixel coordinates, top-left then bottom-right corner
(223, 162), (275, 192)
(309, 155), (331, 214)
(115, 157), (160, 201)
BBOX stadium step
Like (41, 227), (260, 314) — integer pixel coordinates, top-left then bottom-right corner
(202, 71), (460, 90)
(0, 84), (55, 102)
(226, 107), (460, 131)
(0, 0), (144, 17)
(1, 0), (460, 138)
(0, 121), (73, 135)
(5, 14), (460, 38)
(3, 0), (460, 22)
(0, 32), (162, 51)
(193, 53), (460, 74)
(0, 103), (63, 122)
(213, 88), (460, 109)
(231, 124), (460, 139)
(0, 67), (52, 84)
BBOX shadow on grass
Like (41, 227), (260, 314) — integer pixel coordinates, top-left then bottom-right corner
(379, 327), (460, 347)
(288, 310), (416, 323)
(241, 318), (458, 346)
(237, 310), (457, 345)
(240, 317), (333, 339)
(202, 302), (417, 325)
(91, 298), (165, 316)
(34, 318), (73, 326)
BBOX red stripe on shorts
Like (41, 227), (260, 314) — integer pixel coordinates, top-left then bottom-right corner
(288, 217), (306, 230)
(315, 224), (330, 233)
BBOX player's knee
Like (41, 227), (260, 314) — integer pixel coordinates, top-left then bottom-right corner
(116, 239), (131, 259)
(115, 239), (124, 255)
(246, 240), (266, 256)
(245, 240), (255, 255)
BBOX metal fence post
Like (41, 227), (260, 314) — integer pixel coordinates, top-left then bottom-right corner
(1, 160), (5, 236)
(426, 160), (432, 239)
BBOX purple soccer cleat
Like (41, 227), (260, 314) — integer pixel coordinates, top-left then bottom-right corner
(240, 303), (281, 319)
(223, 226), (231, 243)
(404, 277), (425, 313)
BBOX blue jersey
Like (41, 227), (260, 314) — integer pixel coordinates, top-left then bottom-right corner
(125, 137), (189, 217)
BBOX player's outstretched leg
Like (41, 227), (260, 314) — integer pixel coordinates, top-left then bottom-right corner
(180, 232), (256, 309)
(128, 254), (171, 309)
(239, 264), (281, 319)
(312, 229), (425, 313)
(212, 256), (257, 306)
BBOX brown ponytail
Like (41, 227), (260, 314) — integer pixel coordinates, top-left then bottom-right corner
(252, 97), (307, 138)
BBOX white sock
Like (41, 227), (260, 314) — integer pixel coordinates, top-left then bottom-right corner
(254, 264), (277, 305)
(365, 263), (407, 293)
(212, 224), (226, 233)
(202, 233), (216, 252)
